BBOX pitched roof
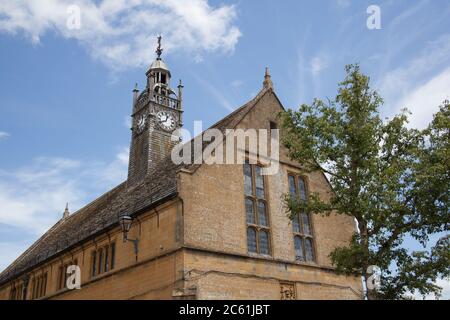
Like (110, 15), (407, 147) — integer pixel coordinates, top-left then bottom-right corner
(0, 86), (275, 287)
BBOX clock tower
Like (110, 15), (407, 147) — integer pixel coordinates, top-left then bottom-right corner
(127, 36), (183, 187)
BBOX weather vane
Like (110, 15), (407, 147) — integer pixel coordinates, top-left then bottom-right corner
(156, 35), (163, 60)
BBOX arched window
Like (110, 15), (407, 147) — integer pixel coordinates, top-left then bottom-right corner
(58, 265), (64, 289)
(243, 160), (271, 255)
(91, 242), (116, 278)
(98, 248), (104, 274)
(288, 174), (316, 262)
(298, 176), (307, 201)
(259, 230), (270, 255)
(294, 236), (304, 261)
(110, 243), (116, 270)
(30, 272), (47, 299)
(42, 273), (47, 297)
(91, 252), (97, 277)
(305, 238), (315, 262)
(9, 285), (16, 300)
(247, 228), (257, 253)
(104, 245), (110, 273)
(258, 201), (268, 227)
(37, 276), (42, 298)
(301, 212), (312, 236)
(288, 175), (296, 196)
(245, 198), (255, 224)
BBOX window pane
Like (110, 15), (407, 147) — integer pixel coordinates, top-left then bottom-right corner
(99, 249), (104, 274)
(58, 266), (63, 289)
(245, 198), (255, 224)
(292, 216), (301, 233)
(18, 284), (22, 300)
(32, 279), (36, 299)
(301, 213), (311, 235)
(288, 175), (296, 196)
(63, 265), (68, 288)
(37, 277), (41, 297)
(247, 228), (257, 253)
(92, 252), (97, 277)
(43, 274), (47, 296)
(38, 276), (41, 297)
(104, 246), (109, 272)
(305, 238), (315, 262)
(110, 243), (116, 270)
(294, 236), (304, 261)
(40, 275), (43, 296)
(259, 230), (270, 255)
(41, 276), (44, 296)
(258, 201), (268, 227)
(298, 177), (307, 201)
(244, 163), (253, 196)
(255, 166), (265, 199)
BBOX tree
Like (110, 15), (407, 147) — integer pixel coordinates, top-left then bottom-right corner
(280, 64), (450, 300)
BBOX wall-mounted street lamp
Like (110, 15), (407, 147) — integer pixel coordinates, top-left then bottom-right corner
(118, 212), (139, 256)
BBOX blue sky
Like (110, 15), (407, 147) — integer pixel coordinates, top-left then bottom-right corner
(0, 0), (449, 298)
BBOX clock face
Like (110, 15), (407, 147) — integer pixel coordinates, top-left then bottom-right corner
(136, 114), (146, 132)
(157, 111), (176, 131)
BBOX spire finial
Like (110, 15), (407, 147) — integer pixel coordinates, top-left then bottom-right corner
(133, 82), (139, 92)
(156, 35), (163, 60)
(263, 66), (273, 89)
(63, 203), (70, 219)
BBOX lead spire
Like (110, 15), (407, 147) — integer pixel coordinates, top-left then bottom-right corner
(156, 35), (163, 60)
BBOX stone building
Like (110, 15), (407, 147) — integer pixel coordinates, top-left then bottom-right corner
(0, 40), (362, 300)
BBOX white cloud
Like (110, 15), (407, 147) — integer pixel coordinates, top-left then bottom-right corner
(0, 157), (84, 235)
(193, 73), (235, 111)
(0, 131), (10, 140)
(123, 115), (132, 130)
(395, 68), (450, 129)
(412, 278), (450, 300)
(436, 278), (450, 300)
(336, 0), (351, 8)
(379, 34), (450, 100)
(92, 146), (129, 187)
(310, 55), (328, 76)
(0, 148), (129, 236)
(0, 0), (241, 70)
(231, 79), (243, 88)
(0, 241), (33, 272)
(378, 34), (450, 128)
